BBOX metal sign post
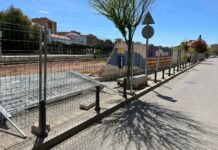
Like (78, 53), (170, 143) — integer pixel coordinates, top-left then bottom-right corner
(0, 31), (2, 56)
(142, 11), (155, 76)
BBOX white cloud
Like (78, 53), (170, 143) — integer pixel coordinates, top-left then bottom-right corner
(37, 10), (50, 14)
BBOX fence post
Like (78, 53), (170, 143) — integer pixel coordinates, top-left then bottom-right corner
(95, 86), (101, 112)
(40, 27), (48, 137)
(32, 27), (48, 137)
(123, 78), (127, 98)
(162, 69), (165, 79)
(154, 71), (157, 83)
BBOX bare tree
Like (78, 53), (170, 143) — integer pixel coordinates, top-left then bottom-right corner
(90, 0), (154, 88)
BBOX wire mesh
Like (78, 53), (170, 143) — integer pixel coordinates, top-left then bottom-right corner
(0, 22), (40, 140)
(0, 21), (203, 150)
(44, 34), (123, 140)
(0, 20), (122, 149)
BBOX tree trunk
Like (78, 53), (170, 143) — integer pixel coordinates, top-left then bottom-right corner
(127, 42), (132, 90)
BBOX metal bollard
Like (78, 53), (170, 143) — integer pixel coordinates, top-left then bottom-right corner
(173, 66), (175, 74)
(177, 65), (179, 72)
(123, 78), (127, 98)
(168, 67), (171, 76)
(95, 86), (100, 112)
(162, 69), (165, 79)
(154, 71), (157, 83)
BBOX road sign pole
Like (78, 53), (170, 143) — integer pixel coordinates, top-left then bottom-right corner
(145, 33), (149, 75)
(0, 31), (2, 56)
(142, 11), (155, 77)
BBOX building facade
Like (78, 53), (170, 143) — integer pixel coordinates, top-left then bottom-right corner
(32, 17), (57, 33)
(211, 44), (218, 54)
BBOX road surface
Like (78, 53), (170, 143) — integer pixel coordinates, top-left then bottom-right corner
(52, 58), (218, 150)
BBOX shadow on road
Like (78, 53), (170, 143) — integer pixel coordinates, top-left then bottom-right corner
(97, 100), (218, 150)
(153, 90), (177, 103)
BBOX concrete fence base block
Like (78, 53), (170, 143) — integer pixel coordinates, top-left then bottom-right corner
(117, 75), (148, 89)
(79, 99), (96, 110)
(31, 122), (50, 137)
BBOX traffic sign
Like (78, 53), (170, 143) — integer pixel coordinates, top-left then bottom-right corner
(142, 25), (154, 39)
(142, 11), (155, 25)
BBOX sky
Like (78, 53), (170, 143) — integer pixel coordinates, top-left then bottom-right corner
(0, 0), (218, 46)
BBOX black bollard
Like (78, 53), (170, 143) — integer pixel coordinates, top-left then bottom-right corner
(162, 69), (165, 79)
(123, 78), (127, 98)
(95, 86), (100, 112)
(168, 67), (171, 76)
(154, 71), (157, 83)
(173, 66), (175, 74)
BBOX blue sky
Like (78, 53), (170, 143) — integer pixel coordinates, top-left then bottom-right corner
(0, 0), (218, 46)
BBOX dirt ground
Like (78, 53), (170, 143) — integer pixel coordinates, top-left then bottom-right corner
(0, 59), (107, 77)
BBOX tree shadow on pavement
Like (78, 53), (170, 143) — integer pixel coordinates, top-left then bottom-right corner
(97, 100), (218, 150)
(153, 91), (177, 103)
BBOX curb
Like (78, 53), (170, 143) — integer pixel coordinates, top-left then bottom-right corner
(36, 62), (200, 150)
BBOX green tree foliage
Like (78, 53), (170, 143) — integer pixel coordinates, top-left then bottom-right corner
(96, 39), (114, 54)
(1, 6), (31, 25)
(181, 41), (189, 52)
(192, 35), (207, 53)
(0, 6), (39, 54)
(205, 47), (213, 58)
(90, 0), (154, 87)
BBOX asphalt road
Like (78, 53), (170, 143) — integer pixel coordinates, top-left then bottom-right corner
(52, 58), (218, 150)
